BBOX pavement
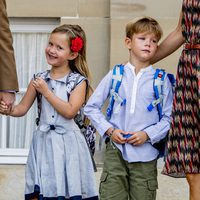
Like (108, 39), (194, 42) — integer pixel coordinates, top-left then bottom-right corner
(0, 158), (189, 200)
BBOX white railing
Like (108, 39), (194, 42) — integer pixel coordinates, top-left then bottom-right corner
(0, 148), (28, 164)
(0, 88), (31, 164)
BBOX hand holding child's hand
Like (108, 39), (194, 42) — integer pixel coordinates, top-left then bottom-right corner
(0, 100), (13, 115)
(127, 131), (149, 146)
(32, 77), (49, 96)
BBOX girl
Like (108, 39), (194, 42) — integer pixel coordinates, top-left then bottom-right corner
(0, 24), (98, 200)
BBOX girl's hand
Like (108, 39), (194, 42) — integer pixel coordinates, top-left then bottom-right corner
(32, 77), (49, 96)
(0, 100), (13, 115)
(127, 131), (149, 146)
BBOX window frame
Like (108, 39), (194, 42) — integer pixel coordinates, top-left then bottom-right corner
(0, 18), (59, 164)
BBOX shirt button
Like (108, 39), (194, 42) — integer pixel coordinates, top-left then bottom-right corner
(52, 115), (54, 118)
(52, 88), (54, 90)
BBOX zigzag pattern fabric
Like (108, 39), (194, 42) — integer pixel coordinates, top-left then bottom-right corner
(162, 0), (200, 177)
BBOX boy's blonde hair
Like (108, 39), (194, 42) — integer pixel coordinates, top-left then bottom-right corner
(126, 17), (163, 41)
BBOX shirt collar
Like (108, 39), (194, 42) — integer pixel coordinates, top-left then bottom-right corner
(45, 70), (69, 83)
(125, 62), (153, 75)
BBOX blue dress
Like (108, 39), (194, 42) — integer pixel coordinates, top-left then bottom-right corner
(25, 71), (98, 200)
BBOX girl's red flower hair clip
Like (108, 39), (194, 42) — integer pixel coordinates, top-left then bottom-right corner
(71, 37), (83, 52)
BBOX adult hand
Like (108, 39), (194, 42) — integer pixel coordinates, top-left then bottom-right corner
(0, 100), (13, 115)
(0, 92), (15, 108)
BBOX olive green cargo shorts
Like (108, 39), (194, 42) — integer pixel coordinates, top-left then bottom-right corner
(99, 142), (158, 200)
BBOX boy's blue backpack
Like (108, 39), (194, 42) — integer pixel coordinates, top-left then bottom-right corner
(147, 68), (175, 157)
(106, 64), (126, 119)
(106, 64), (175, 158)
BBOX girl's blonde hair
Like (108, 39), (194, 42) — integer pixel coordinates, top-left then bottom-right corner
(51, 24), (91, 83)
(51, 24), (93, 101)
(126, 17), (163, 41)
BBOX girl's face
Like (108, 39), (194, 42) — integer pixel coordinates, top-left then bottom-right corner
(126, 31), (158, 64)
(45, 32), (76, 68)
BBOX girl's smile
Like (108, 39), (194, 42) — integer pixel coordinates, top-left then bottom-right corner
(45, 32), (71, 68)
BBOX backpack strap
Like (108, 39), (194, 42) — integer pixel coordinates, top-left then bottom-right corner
(65, 72), (83, 97)
(106, 64), (126, 120)
(35, 70), (49, 126)
(66, 72), (91, 123)
(147, 69), (166, 120)
(167, 73), (176, 93)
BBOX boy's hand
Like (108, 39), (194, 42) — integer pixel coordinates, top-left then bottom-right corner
(0, 100), (13, 115)
(32, 77), (49, 96)
(106, 128), (127, 144)
(127, 131), (149, 146)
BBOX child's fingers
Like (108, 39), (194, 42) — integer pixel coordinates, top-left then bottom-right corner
(7, 105), (13, 113)
(112, 131), (126, 144)
(127, 134), (141, 145)
(0, 100), (7, 106)
(0, 108), (8, 115)
(0, 104), (8, 110)
(0, 101), (11, 115)
(118, 134), (127, 142)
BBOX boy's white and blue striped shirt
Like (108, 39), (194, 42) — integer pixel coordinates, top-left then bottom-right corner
(84, 62), (173, 162)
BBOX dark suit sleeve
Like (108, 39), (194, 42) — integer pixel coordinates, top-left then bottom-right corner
(0, 0), (18, 91)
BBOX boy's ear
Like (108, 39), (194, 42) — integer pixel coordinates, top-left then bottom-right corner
(125, 37), (132, 50)
(68, 52), (78, 60)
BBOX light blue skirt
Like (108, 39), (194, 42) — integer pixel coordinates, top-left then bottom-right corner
(25, 125), (98, 200)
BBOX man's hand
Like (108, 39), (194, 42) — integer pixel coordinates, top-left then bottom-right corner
(0, 100), (13, 115)
(0, 92), (15, 108)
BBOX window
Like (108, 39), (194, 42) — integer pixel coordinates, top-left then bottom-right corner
(0, 18), (59, 164)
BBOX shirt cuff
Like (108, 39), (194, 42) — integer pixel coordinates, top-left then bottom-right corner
(0, 90), (15, 93)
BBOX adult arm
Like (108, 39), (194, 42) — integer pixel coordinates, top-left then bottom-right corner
(0, 0), (18, 91)
(151, 12), (185, 64)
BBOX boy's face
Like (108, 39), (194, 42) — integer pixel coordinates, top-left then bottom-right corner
(125, 31), (158, 64)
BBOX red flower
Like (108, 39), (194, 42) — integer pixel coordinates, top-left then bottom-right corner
(71, 37), (83, 52)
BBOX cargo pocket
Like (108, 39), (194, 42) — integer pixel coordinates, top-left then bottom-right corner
(147, 179), (158, 200)
(147, 179), (158, 190)
(99, 172), (108, 196)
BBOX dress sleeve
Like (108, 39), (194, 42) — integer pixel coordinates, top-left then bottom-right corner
(76, 75), (87, 86)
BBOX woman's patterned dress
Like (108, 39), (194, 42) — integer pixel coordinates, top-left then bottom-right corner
(162, 0), (200, 177)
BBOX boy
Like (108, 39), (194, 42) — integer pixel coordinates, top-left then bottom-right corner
(84, 17), (173, 200)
